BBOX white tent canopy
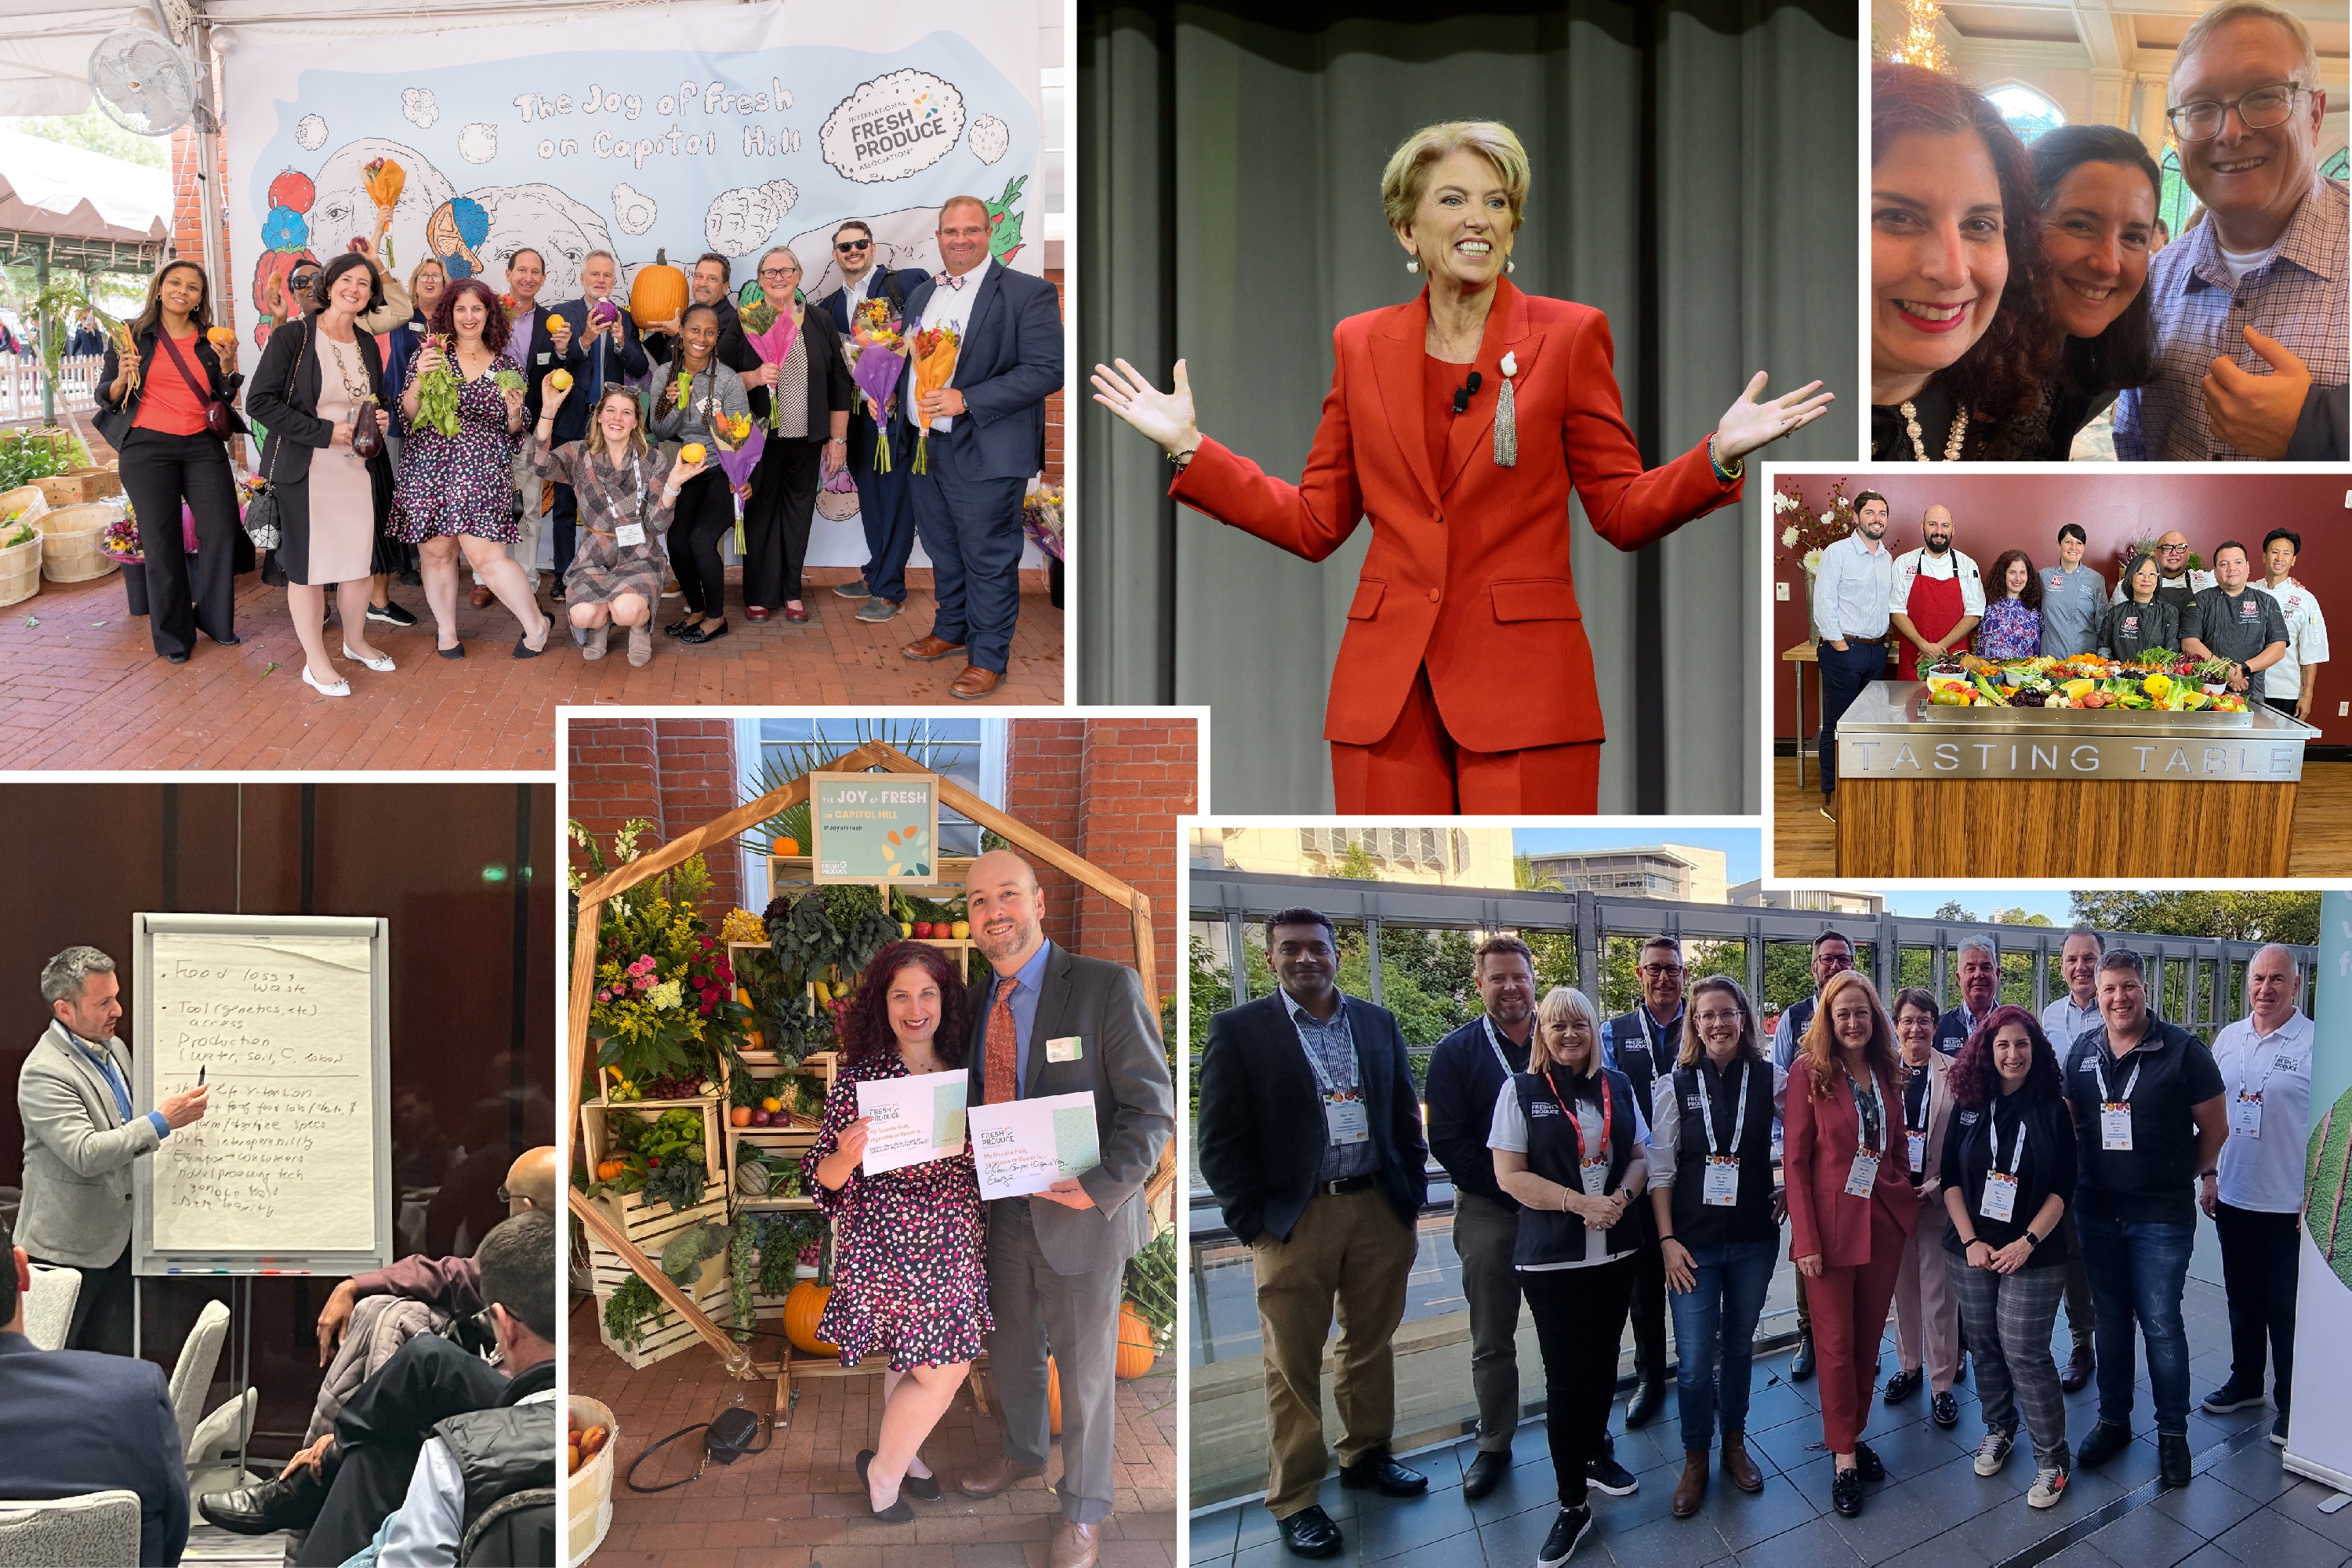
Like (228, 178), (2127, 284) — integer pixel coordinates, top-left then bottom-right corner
(0, 124), (169, 240)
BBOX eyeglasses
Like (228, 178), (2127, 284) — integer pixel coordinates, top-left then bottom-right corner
(2168, 82), (2306, 142)
(758, 267), (795, 279)
(1692, 1009), (1743, 1026)
(1638, 963), (1685, 976)
(2160, 543), (2190, 554)
(835, 239), (871, 252)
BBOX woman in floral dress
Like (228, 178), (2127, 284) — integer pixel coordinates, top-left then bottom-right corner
(805, 940), (988, 1523)
(391, 275), (554, 659)
(526, 382), (708, 666)
(1974, 550), (2043, 660)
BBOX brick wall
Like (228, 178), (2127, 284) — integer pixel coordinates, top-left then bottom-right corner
(168, 123), (235, 335)
(566, 717), (744, 915)
(1043, 270), (1064, 490)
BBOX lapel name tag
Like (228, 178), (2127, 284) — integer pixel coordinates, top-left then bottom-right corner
(1703, 1156), (1739, 1207)
(1981, 1171), (2019, 1222)
(1045, 1036), (1083, 1063)
(615, 522), (646, 547)
(1325, 1094), (1370, 1145)
(2230, 1095), (2262, 1138)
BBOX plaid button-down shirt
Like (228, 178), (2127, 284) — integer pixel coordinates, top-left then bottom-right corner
(2115, 175), (2347, 461)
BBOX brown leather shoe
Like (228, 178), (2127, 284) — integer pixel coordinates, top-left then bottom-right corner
(902, 633), (966, 662)
(1671, 1451), (1708, 1518)
(1048, 1519), (1102, 1568)
(1720, 1434), (1764, 1494)
(469, 585), (493, 608)
(950, 666), (1003, 701)
(956, 1452), (1044, 1498)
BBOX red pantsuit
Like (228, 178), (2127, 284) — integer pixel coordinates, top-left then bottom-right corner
(1169, 279), (1740, 812)
(1784, 1062), (1919, 1454)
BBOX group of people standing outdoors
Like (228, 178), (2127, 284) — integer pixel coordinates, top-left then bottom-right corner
(89, 194), (1061, 699)
(1811, 493), (2330, 814)
(1199, 913), (2313, 1567)
(1871, 0), (2345, 461)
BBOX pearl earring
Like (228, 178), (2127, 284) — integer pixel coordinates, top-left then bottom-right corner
(1506, 258), (1515, 273)
(1406, 257), (1420, 274)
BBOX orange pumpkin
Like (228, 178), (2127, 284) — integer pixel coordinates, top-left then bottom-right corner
(628, 248), (689, 330)
(1115, 1303), (1157, 1379)
(593, 1156), (628, 1182)
(777, 836), (800, 857)
(784, 1280), (838, 1356)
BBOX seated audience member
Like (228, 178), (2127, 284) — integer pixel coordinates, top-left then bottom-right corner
(198, 1210), (558, 1566)
(0, 1214), (190, 1568)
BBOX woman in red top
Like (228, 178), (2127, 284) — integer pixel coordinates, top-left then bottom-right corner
(1784, 970), (1919, 1519)
(93, 259), (251, 663)
(1092, 120), (1835, 812)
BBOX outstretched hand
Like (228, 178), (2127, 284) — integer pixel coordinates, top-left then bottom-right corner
(1091, 358), (1200, 457)
(1715, 372), (1836, 465)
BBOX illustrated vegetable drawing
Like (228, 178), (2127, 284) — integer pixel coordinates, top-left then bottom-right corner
(629, 248), (690, 328)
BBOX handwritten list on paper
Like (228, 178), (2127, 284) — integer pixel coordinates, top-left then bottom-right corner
(148, 934), (377, 1254)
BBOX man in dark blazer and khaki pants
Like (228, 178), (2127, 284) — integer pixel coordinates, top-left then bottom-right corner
(1197, 908), (1429, 1559)
(958, 851), (1174, 1568)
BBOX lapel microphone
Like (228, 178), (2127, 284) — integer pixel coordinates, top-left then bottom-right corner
(1453, 371), (1483, 416)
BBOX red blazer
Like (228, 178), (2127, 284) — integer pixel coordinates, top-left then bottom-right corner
(1784, 1060), (1919, 1269)
(1167, 279), (1741, 754)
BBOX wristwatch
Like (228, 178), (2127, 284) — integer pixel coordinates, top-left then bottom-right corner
(2024, 1229), (2042, 1248)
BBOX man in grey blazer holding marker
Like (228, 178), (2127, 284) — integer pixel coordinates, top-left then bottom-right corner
(17, 945), (209, 1354)
(959, 851), (1174, 1568)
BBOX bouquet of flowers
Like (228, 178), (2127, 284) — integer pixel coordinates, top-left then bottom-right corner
(909, 323), (961, 474)
(739, 290), (799, 435)
(851, 299), (908, 472)
(1772, 477), (1864, 578)
(570, 818), (752, 1102)
(362, 158), (405, 266)
(1023, 483), (1063, 562)
(100, 513), (143, 564)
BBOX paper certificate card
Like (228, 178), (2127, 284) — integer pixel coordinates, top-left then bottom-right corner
(967, 1091), (1101, 1200)
(855, 1069), (969, 1175)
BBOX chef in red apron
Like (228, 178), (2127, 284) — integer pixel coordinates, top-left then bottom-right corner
(1888, 505), (1985, 680)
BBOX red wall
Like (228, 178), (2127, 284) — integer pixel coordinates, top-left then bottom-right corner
(567, 717), (746, 914)
(1769, 472), (2352, 741)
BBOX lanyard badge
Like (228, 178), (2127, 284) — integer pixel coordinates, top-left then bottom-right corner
(1544, 1065), (1613, 1196)
(1980, 1115), (2027, 1222)
(1301, 1025), (1370, 1146)
(1844, 1072), (1882, 1197)
(1695, 1061), (1748, 1207)
(2093, 1054), (2141, 1151)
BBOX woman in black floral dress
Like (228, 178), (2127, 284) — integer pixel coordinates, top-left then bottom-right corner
(805, 940), (989, 1522)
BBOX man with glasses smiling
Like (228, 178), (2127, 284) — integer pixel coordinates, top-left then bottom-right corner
(2114, 0), (2347, 463)
(822, 219), (926, 623)
(2110, 532), (2212, 617)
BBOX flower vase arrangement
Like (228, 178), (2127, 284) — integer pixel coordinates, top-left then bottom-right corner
(1773, 477), (1866, 640)
(849, 299), (909, 473)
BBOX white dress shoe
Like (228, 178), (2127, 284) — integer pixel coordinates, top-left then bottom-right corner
(301, 666), (352, 698)
(340, 644), (395, 673)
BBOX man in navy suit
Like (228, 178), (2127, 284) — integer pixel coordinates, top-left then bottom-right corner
(543, 249), (651, 591)
(0, 1214), (191, 1566)
(895, 197), (1064, 699)
(821, 220), (926, 624)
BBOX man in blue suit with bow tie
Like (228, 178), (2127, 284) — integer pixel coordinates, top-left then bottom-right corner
(822, 220), (927, 624)
(895, 197), (1064, 700)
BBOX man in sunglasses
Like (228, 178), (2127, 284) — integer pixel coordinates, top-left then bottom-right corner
(2115, 0), (2347, 463)
(822, 220), (927, 623)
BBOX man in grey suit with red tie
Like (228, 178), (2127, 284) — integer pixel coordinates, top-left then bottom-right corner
(895, 197), (1064, 700)
(957, 851), (1174, 1568)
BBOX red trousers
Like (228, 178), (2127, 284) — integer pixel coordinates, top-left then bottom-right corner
(1331, 666), (1602, 813)
(1809, 1200), (1908, 1454)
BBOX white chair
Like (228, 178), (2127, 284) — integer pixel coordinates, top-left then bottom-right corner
(0, 1490), (142, 1566)
(168, 1301), (230, 1457)
(20, 1265), (79, 1352)
(184, 1387), (261, 1499)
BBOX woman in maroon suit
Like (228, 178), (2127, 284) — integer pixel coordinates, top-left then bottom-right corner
(1091, 118), (1834, 812)
(1784, 970), (1918, 1519)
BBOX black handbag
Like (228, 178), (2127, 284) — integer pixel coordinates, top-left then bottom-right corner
(154, 326), (234, 441)
(242, 323), (309, 552)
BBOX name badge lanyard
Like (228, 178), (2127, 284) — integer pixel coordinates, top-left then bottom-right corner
(1697, 1060), (1749, 1207)
(2231, 1029), (2292, 1138)
(1904, 1069), (1931, 1174)
(1980, 1109), (2027, 1222)
(612, 453), (649, 549)
(1484, 1014), (1526, 1080)
(1542, 1065), (1613, 1195)
(1845, 1070), (1885, 1197)
(1300, 1025), (1370, 1146)
(2092, 1053), (2142, 1151)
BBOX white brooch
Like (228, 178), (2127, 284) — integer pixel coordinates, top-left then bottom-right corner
(1494, 350), (1519, 467)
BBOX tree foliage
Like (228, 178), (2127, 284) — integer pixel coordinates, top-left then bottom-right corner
(3, 108), (168, 169)
(2068, 891), (2319, 947)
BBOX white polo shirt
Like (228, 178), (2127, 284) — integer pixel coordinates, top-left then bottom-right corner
(2210, 1008), (2314, 1214)
(2254, 576), (2329, 702)
(1889, 546), (1986, 617)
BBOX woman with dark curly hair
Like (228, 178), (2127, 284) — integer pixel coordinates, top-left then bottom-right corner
(390, 275), (554, 660)
(1941, 1005), (2077, 1510)
(1975, 550), (2045, 659)
(1871, 63), (2056, 461)
(803, 940), (990, 1524)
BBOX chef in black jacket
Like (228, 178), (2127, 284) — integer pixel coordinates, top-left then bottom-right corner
(1196, 908), (1428, 1560)
(1601, 935), (1683, 1433)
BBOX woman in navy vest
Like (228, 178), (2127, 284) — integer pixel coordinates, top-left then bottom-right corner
(1489, 986), (1647, 1568)
(1648, 975), (1784, 1519)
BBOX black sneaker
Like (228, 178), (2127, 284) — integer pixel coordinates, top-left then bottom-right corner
(1931, 1391), (1959, 1429)
(366, 599), (418, 627)
(1883, 1368), (1921, 1404)
(1853, 1440), (1886, 1483)
(2201, 1380), (2265, 1414)
(1831, 1466), (1864, 1518)
(1584, 1454), (1638, 1497)
(2074, 1421), (2132, 1469)
(1537, 1504), (1593, 1568)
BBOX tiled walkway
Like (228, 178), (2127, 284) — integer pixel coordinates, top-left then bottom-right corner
(570, 1295), (1178, 1568)
(1189, 1276), (2344, 1568)
(0, 566), (1062, 770)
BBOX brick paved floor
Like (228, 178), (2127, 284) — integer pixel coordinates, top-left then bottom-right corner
(571, 1295), (1178, 1568)
(0, 566), (1062, 771)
